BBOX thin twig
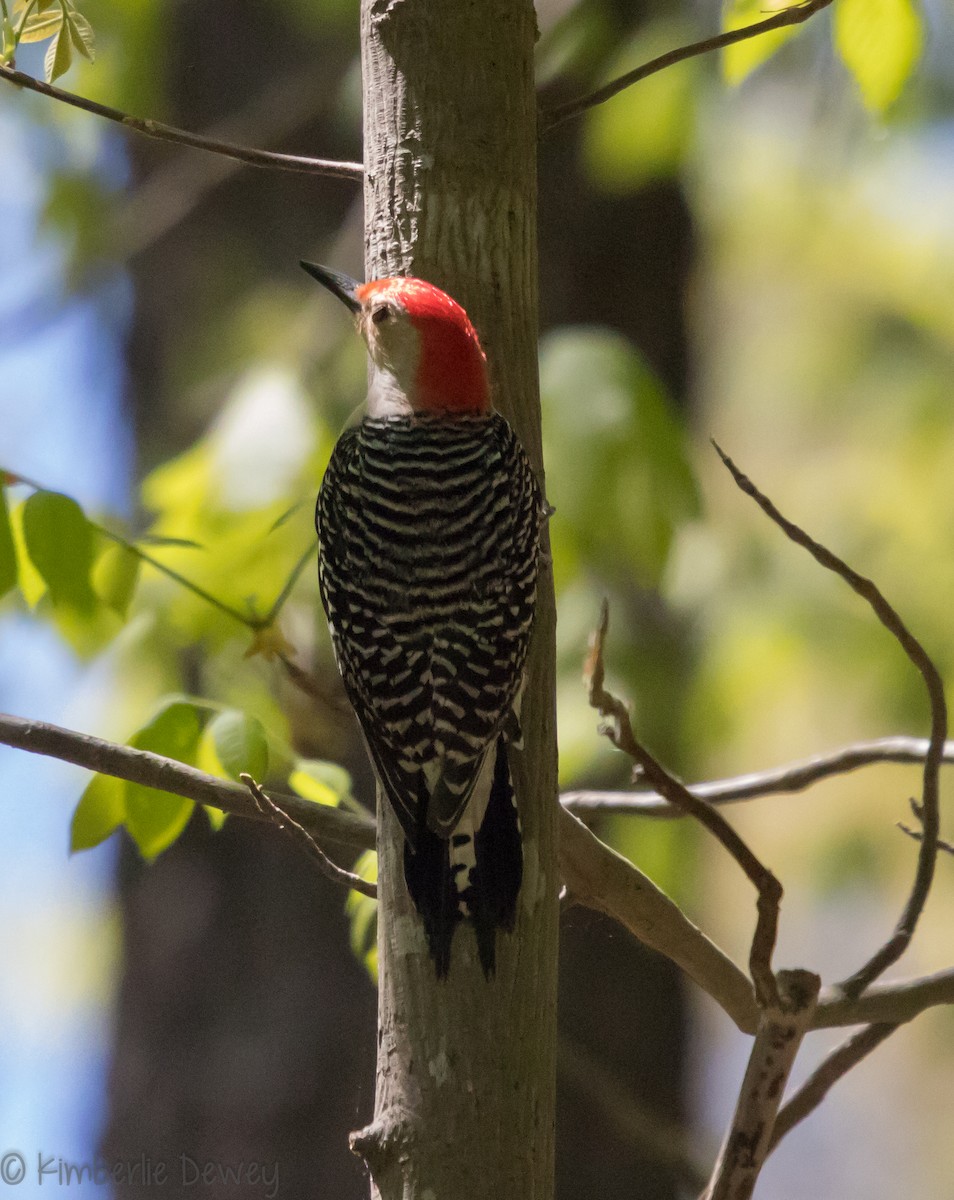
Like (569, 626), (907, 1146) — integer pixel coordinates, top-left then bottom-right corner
(2, 711), (952, 1030)
(586, 602), (783, 1010)
(541, 0), (833, 132)
(701, 970), (820, 1200)
(97, 526), (261, 631)
(768, 1023), (898, 1152)
(561, 736), (954, 818)
(0, 63), (363, 179)
(263, 545), (314, 627)
(240, 773), (376, 898)
(0, 711), (375, 851)
(12, 469), (311, 633)
(897, 823), (954, 855)
(897, 796), (954, 854)
(714, 443), (946, 1001)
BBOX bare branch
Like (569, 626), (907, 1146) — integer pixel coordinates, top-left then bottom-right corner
(561, 799), (954, 1032)
(0, 711), (375, 852)
(3, 712), (950, 1033)
(714, 443), (946, 1000)
(814, 968), (954, 1028)
(769, 1023), (898, 1152)
(561, 736), (954, 818)
(586, 601), (783, 1010)
(540, 0), (833, 133)
(702, 970), (820, 1200)
(898, 796), (954, 855)
(0, 63), (363, 179)
(559, 807), (758, 1033)
(241, 773), (376, 898)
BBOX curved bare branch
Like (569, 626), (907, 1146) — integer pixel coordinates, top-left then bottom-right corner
(540, 0), (833, 133)
(714, 443), (946, 1001)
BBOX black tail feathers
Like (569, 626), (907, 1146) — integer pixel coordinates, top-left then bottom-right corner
(402, 736), (522, 978)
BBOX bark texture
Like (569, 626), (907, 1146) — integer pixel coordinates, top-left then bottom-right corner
(353, 3), (560, 1198)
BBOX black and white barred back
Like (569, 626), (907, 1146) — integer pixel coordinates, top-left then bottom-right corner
(316, 412), (544, 975)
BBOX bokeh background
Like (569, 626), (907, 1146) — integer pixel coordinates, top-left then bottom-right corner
(2, 0), (953, 1196)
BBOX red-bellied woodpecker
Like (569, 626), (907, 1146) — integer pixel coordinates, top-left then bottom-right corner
(302, 261), (546, 977)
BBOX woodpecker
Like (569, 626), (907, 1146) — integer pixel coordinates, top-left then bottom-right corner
(303, 261), (545, 977)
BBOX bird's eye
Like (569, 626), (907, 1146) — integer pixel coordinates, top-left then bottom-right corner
(371, 304), (391, 325)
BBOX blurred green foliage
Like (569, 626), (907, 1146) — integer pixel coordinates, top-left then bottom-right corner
(581, 19), (700, 190)
(721, 0), (923, 112)
(834, 0), (923, 112)
(541, 327), (699, 588)
(2, 0), (949, 1016)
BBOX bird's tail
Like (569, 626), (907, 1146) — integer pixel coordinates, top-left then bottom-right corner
(403, 736), (523, 978)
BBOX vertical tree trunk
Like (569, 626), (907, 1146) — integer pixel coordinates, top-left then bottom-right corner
(352, 3), (560, 1198)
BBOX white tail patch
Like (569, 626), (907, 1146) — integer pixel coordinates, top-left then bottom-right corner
(448, 747), (496, 914)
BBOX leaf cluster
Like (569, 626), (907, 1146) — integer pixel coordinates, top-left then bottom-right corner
(723, 0), (922, 112)
(2, 0), (93, 80)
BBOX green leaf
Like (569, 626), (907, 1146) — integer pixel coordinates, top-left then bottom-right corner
(43, 10), (72, 79)
(834, 0), (922, 112)
(722, 0), (801, 85)
(203, 709), (269, 782)
(13, 0), (60, 13)
(346, 850), (379, 981)
(65, 7), (93, 60)
(70, 772), (125, 852)
(288, 759), (351, 807)
(21, 490), (97, 614)
(18, 6), (63, 42)
(0, 485), (16, 600)
(92, 542), (140, 617)
(540, 328), (700, 587)
(8, 500), (46, 607)
(125, 700), (202, 859)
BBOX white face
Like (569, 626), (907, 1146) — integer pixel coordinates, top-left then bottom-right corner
(360, 296), (423, 417)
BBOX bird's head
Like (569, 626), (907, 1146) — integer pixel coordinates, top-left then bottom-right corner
(302, 262), (490, 419)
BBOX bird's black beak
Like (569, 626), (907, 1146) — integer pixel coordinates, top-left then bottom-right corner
(300, 261), (362, 313)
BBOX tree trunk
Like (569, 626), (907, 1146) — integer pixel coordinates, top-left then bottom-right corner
(352, 3), (560, 1198)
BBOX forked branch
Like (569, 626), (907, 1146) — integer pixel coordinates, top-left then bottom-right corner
(585, 602), (783, 1009)
(241, 772), (376, 898)
(1, 710), (951, 1029)
(701, 969), (820, 1200)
